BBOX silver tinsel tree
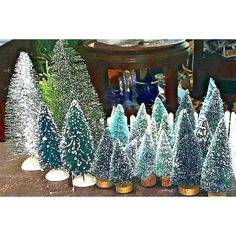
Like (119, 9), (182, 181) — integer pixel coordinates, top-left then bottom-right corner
(50, 40), (105, 147)
(5, 52), (41, 157)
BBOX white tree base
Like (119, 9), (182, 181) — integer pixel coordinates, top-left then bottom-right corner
(72, 174), (96, 187)
(21, 157), (41, 171)
(45, 169), (70, 182)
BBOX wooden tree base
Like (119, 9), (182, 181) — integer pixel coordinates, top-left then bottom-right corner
(96, 178), (112, 189)
(141, 175), (156, 187)
(208, 192), (227, 197)
(115, 183), (133, 194)
(161, 176), (171, 187)
(178, 185), (200, 196)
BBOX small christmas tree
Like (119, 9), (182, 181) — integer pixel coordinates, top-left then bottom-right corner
(156, 130), (173, 179)
(135, 128), (156, 187)
(129, 103), (148, 144)
(148, 117), (158, 146)
(60, 100), (94, 180)
(195, 115), (212, 170)
(158, 112), (172, 144)
(171, 110), (202, 195)
(110, 104), (129, 146)
(38, 104), (62, 169)
(109, 139), (133, 193)
(91, 128), (113, 188)
(152, 96), (168, 130)
(50, 40), (105, 147)
(199, 87), (224, 134)
(175, 90), (196, 130)
(125, 139), (138, 174)
(201, 118), (233, 196)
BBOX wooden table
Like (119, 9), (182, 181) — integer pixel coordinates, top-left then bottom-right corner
(0, 143), (235, 197)
(80, 40), (191, 116)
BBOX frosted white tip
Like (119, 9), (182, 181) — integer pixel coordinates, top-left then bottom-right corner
(45, 169), (70, 182)
(72, 173), (96, 187)
(21, 157), (41, 171)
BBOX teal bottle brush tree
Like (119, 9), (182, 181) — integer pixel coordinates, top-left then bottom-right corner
(60, 100), (96, 188)
(109, 139), (133, 194)
(200, 118), (233, 197)
(135, 128), (156, 187)
(38, 104), (69, 181)
(5, 52), (41, 171)
(171, 109), (202, 196)
(91, 128), (113, 189)
(156, 130), (173, 187)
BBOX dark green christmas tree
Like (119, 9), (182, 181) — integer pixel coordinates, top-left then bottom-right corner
(60, 100), (94, 177)
(171, 110), (202, 187)
(200, 118), (233, 194)
(135, 128), (156, 180)
(199, 86), (224, 134)
(125, 139), (138, 174)
(109, 104), (129, 146)
(156, 130), (173, 177)
(49, 40), (105, 147)
(152, 96), (168, 130)
(109, 139), (133, 185)
(38, 104), (62, 169)
(175, 90), (196, 130)
(129, 103), (148, 144)
(195, 115), (212, 170)
(91, 128), (113, 180)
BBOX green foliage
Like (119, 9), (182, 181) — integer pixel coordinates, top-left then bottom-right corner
(135, 129), (156, 180)
(109, 139), (133, 185)
(129, 103), (148, 144)
(200, 118), (233, 193)
(110, 104), (129, 146)
(171, 110), (202, 187)
(148, 117), (158, 147)
(38, 104), (62, 169)
(156, 130), (173, 177)
(60, 100), (94, 176)
(91, 128), (113, 179)
(159, 112), (172, 144)
(125, 139), (138, 174)
(152, 96), (168, 130)
(49, 40), (105, 147)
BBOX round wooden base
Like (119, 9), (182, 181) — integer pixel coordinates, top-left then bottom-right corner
(178, 185), (200, 196)
(208, 192), (227, 197)
(141, 175), (156, 187)
(96, 178), (112, 189)
(115, 183), (133, 194)
(161, 176), (171, 187)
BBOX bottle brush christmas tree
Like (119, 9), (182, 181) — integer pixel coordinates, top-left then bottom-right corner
(136, 128), (156, 187)
(50, 40), (105, 147)
(91, 127), (113, 188)
(171, 110), (202, 196)
(60, 100), (96, 187)
(5, 52), (41, 171)
(195, 115), (212, 171)
(109, 104), (129, 146)
(156, 130), (173, 187)
(125, 139), (138, 175)
(148, 117), (158, 147)
(129, 103), (148, 145)
(109, 139), (133, 193)
(200, 118), (233, 196)
(38, 104), (69, 181)
(159, 112), (172, 144)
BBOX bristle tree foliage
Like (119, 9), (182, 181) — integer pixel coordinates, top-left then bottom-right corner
(5, 52), (41, 157)
(125, 138), (138, 174)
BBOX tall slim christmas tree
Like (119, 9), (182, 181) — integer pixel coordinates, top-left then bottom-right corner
(5, 52), (41, 171)
(91, 128), (113, 188)
(109, 139), (133, 193)
(195, 115), (212, 170)
(129, 103), (148, 144)
(171, 110), (202, 195)
(135, 128), (156, 187)
(109, 104), (129, 146)
(60, 100), (95, 187)
(50, 40), (105, 147)
(201, 118), (233, 196)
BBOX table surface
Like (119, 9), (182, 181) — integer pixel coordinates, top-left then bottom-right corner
(0, 143), (235, 197)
